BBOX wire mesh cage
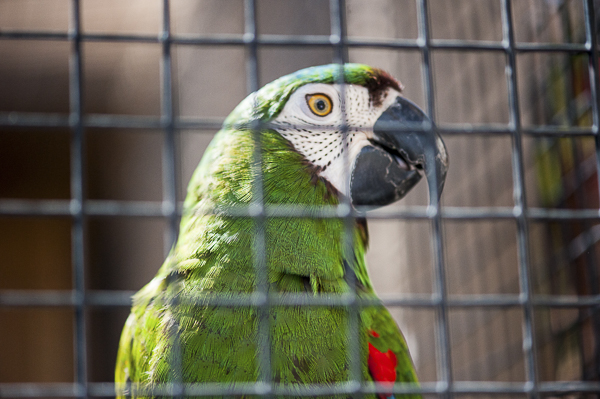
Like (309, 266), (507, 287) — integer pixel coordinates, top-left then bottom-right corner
(1, 0), (600, 398)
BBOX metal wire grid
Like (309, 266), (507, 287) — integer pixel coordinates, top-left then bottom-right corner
(1, 0), (600, 397)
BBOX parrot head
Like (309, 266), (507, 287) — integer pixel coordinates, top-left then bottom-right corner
(224, 63), (449, 207)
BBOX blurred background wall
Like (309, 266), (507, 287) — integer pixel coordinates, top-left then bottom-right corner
(1, 0), (599, 396)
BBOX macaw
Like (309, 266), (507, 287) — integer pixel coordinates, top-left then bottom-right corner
(115, 63), (448, 399)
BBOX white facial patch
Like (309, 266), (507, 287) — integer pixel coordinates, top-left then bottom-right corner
(272, 83), (400, 196)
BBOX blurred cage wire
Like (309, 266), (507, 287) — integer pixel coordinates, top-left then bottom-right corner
(2, 0), (600, 398)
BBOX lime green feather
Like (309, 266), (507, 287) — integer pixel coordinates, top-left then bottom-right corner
(115, 64), (420, 399)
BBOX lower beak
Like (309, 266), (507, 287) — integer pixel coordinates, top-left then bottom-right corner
(350, 96), (448, 207)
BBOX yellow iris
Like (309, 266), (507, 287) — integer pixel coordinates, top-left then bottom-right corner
(306, 93), (333, 116)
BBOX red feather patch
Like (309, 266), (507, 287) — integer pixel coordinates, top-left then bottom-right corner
(368, 342), (397, 399)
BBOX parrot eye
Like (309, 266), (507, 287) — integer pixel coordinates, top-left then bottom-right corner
(306, 93), (333, 117)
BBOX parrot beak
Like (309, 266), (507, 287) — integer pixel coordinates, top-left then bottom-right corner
(350, 96), (448, 207)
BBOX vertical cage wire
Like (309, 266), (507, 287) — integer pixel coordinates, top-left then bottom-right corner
(1, 0), (600, 397)
(501, 1), (540, 398)
(589, 0), (600, 197)
(161, 1), (185, 398)
(330, 0), (364, 394)
(586, 0), (600, 382)
(244, 0), (273, 395)
(416, 1), (453, 398)
(68, 1), (88, 398)
(161, 0), (179, 253)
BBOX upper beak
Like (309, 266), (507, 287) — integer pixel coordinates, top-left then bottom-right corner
(350, 96), (449, 207)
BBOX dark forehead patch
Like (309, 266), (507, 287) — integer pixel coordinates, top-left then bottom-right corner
(364, 68), (403, 107)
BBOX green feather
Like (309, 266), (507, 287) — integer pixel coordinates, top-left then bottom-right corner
(116, 64), (420, 399)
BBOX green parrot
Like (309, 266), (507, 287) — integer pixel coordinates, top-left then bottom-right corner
(115, 63), (448, 399)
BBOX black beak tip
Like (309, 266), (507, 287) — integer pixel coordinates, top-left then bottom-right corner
(425, 135), (449, 206)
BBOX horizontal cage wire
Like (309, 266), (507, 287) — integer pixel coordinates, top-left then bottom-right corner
(1, 0), (600, 398)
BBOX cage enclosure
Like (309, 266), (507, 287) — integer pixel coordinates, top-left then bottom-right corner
(1, 0), (600, 398)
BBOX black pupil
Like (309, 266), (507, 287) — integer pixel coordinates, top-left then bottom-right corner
(316, 99), (326, 111)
